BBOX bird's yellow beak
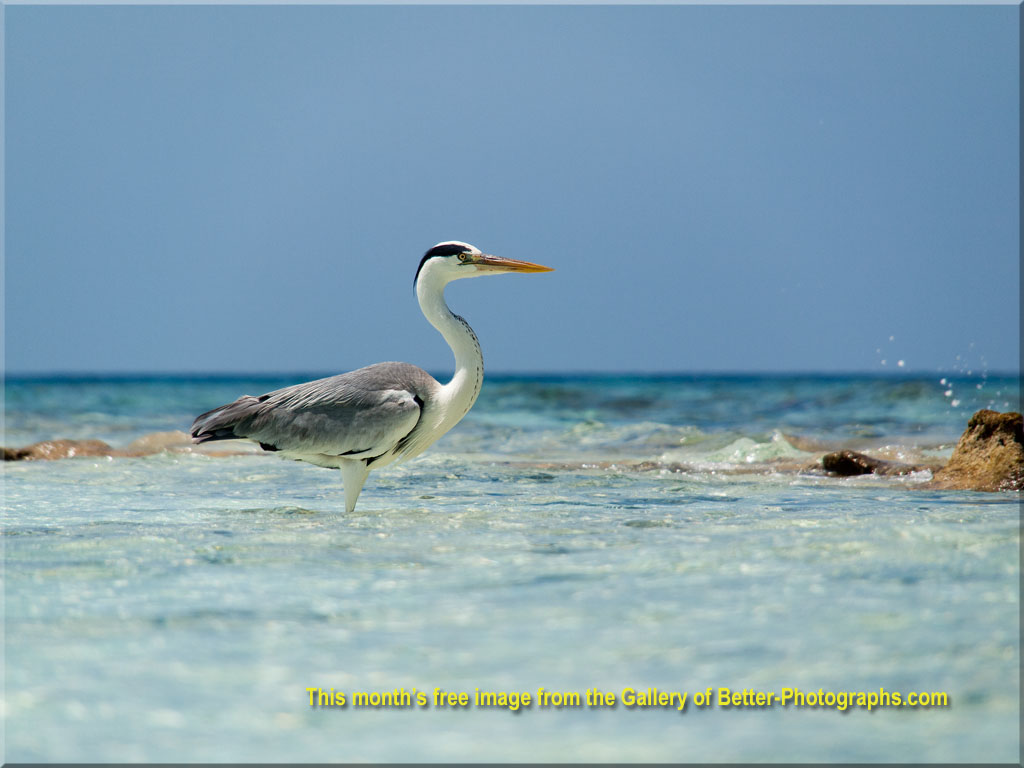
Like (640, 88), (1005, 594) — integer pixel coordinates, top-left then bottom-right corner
(474, 254), (554, 273)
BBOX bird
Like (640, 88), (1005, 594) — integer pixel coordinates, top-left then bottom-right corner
(191, 241), (553, 513)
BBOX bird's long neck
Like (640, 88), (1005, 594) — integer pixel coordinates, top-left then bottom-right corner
(416, 272), (484, 423)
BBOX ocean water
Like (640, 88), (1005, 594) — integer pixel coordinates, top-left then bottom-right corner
(3, 373), (1020, 762)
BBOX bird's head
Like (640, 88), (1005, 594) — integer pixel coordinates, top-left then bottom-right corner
(414, 241), (553, 287)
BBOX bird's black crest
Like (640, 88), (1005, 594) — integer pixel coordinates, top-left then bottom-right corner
(414, 242), (472, 285)
(425, 243), (471, 259)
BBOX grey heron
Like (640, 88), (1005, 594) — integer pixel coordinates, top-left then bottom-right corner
(191, 241), (553, 512)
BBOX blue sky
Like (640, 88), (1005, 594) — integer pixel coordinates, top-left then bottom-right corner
(5, 5), (1019, 374)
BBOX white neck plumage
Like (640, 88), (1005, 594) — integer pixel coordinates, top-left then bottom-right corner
(415, 266), (485, 425)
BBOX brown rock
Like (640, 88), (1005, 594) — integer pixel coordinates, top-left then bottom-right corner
(822, 450), (881, 475)
(11, 439), (115, 461)
(820, 449), (927, 477)
(930, 410), (1023, 492)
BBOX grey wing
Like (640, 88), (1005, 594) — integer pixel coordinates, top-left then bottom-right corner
(191, 364), (434, 459)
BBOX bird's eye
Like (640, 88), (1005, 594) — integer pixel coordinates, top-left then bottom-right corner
(458, 252), (471, 263)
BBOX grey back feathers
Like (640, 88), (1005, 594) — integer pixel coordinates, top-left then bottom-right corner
(191, 362), (440, 461)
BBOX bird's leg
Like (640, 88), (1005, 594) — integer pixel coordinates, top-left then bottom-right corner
(339, 459), (370, 513)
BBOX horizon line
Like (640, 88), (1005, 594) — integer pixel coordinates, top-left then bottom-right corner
(3, 368), (1021, 380)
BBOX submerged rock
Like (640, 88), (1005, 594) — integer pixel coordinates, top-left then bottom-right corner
(820, 449), (928, 477)
(783, 433), (836, 453)
(3, 430), (261, 461)
(930, 410), (1023, 492)
(6, 439), (115, 461)
(119, 430), (194, 456)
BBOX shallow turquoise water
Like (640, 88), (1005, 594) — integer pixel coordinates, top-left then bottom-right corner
(3, 374), (1020, 761)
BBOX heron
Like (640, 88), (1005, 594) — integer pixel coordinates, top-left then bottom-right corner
(191, 241), (553, 513)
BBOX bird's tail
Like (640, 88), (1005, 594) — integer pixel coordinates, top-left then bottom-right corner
(191, 395), (263, 443)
